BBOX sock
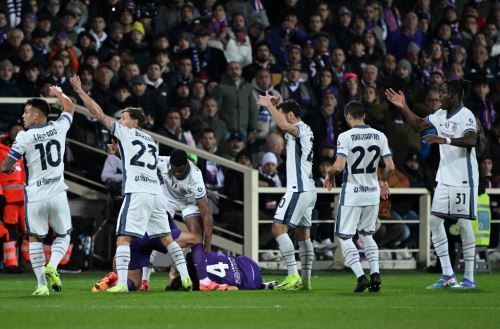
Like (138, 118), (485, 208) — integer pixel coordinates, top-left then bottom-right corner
(340, 238), (364, 278)
(276, 233), (298, 275)
(191, 243), (210, 284)
(29, 242), (47, 287)
(115, 245), (130, 285)
(458, 219), (476, 282)
(298, 239), (314, 281)
(167, 241), (189, 279)
(142, 250), (157, 281)
(429, 215), (454, 276)
(359, 234), (379, 275)
(49, 235), (70, 268)
(127, 278), (136, 291)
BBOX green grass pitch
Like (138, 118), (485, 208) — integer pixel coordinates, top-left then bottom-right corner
(1, 271), (500, 329)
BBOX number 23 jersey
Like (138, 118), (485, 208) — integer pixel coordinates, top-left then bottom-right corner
(336, 125), (391, 206)
(112, 122), (162, 195)
(8, 112), (72, 202)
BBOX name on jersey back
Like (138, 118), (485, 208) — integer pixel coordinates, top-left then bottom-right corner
(135, 130), (154, 142)
(350, 133), (380, 141)
(33, 128), (58, 141)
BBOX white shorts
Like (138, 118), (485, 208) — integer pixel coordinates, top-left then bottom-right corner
(273, 191), (317, 228)
(166, 198), (200, 221)
(335, 204), (379, 239)
(116, 193), (171, 238)
(25, 191), (72, 238)
(432, 184), (478, 220)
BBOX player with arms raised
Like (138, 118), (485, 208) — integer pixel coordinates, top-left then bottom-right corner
(1, 87), (74, 296)
(70, 76), (192, 293)
(386, 79), (478, 289)
(257, 94), (317, 290)
(324, 101), (394, 293)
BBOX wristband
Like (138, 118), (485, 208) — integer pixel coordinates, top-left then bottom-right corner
(445, 137), (451, 145)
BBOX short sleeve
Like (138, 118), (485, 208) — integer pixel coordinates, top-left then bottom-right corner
(192, 168), (207, 200)
(112, 122), (128, 141)
(463, 112), (477, 135)
(8, 131), (28, 160)
(157, 156), (168, 174)
(381, 134), (392, 158)
(425, 111), (438, 130)
(336, 133), (348, 157)
(53, 112), (73, 132)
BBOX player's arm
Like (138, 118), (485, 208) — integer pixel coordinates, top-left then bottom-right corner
(49, 85), (74, 116)
(423, 131), (477, 148)
(69, 75), (114, 131)
(196, 197), (214, 252)
(257, 92), (299, 136)
(379, 155), (395, 200)
(385, 89), (430, 132)
(324, 155), (346, 191)
(0, 156), (17, 174)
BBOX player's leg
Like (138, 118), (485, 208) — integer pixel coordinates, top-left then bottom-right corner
(140, 250), (157, 290)
(25, 199), (50, 295)
(358, 205), (381, 292)
(45, 192), (72, 292)
(294, 191), (316, 290)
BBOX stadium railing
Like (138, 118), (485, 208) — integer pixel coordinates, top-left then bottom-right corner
(2, 97), (499, 270)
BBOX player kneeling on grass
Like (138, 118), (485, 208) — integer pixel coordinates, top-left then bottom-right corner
(324, 101), (394, 293)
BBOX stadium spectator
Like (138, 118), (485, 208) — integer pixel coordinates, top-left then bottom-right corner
(156, 109), (195, 156)
(191, 95), (227, 146)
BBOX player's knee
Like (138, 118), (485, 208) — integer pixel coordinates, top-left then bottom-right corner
(457, 219), (475, 242)
(271, 222), (287, 237)
(429, 215), (444, 231)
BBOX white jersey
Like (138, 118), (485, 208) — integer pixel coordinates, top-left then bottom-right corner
(157, 156), (207, 204)
(112, 122), (162, 195)
(336, 125), (391, 206)
(285, 121), (315, 192)
(426, 106), (479, 187)
(8, 112), (72, 202)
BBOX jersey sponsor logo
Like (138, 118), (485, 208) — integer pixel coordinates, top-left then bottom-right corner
(36, 175), (61, 187)
(134, 174), (158, 183)
(353, 185), (377, 193)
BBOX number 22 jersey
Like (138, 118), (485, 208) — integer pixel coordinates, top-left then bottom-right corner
(8, 112), (72, 202)
(112, 122), (162, 195)
(336, 125), (391, 206)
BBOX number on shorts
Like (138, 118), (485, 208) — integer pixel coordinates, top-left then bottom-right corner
(34, 140), (62, 170)
(455, 193), (466, 205)
(278, 197), (286, 208)
(130, 140), (158, 169)
(350, 145), (380, 174)
(207, 262), (229, 278)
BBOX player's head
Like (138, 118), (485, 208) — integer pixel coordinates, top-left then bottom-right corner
(344, 100), (365, 126)
(277, 100), (301, 122)
(23, 98), (51, 128)
(439, 79), (471, 109)
(120, 107), (145, 128)
(170, 149), (189, 179)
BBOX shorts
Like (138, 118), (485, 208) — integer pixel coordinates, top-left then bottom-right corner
(25, 191), (72, 238)
(273, 191), (317, 228)
(166, 198), (200, 221)
(335, 204), (379, 239)
(116, 193), (171, 238)
(431, 184), (478, 220)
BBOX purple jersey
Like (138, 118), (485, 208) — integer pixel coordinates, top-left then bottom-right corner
(206, 252), (262, 290)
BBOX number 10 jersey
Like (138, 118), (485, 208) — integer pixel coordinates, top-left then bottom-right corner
(336, 125), (391, 206)
(9, 112), (72, 202)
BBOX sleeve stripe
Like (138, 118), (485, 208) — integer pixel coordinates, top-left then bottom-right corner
(57, 112), (73, 125)
(111, 122), (117, 135)
(8, 149), (22, 160)
(336, 153), (347, 158)
(382, 153), (392, 158)
(425, 116), (436, 130)
(195, 193), (207, 200)
(463, 129), (477, 134)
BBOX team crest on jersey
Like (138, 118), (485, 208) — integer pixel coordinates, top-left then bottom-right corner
(444, 121), (458, 132)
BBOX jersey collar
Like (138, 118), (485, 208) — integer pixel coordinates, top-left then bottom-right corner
(353, 124), (370, 129)
(29, 123), (49, 129)
(445, 103), (464, 120)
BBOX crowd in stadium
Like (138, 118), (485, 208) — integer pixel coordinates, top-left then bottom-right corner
(1, 0), (500, 265)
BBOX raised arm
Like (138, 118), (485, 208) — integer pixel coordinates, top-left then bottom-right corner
(49, 86), (75, 116)
(385, 89), (430, 132)
(69, 75), (114, 131)
(257, 93), (298, 136)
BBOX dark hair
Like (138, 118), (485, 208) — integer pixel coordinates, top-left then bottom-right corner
(344, 100), (365, 118)
(277, 100), (301, 118)
(26, 98), (50, 117)
(123, 107), (145, 127)
(170, 149), (188, 167)
(201, 127), (216, 136)
(443, 78), (472, 99)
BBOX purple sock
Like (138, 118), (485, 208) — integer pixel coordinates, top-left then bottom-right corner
(127, 279), (136, 291)
(191, 243), (208, 281)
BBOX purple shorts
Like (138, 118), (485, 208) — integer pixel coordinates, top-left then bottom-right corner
(236, 256), (263, 290)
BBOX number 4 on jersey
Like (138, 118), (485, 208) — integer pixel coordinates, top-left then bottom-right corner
(207, 262), (229, 278)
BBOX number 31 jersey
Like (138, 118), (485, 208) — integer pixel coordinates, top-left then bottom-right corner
(336, 125), (391, 206)
(8, 112), (72, 202)
(112, 122), (162, 195)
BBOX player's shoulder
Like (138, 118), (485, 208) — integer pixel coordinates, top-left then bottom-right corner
(460, 106), (476, 118)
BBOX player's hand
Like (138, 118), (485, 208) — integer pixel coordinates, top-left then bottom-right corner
(257, 91), (274, 108)
(423, 134), (446, 144)
(69, 75), (83, 92)
(106, 139), (118, 154)
(324, 176), (336, 191)
(380, 181), (390, 200)
(385, 88), (406, 109)
(48, 85), (63, 97)
(204, 240), (212, 253)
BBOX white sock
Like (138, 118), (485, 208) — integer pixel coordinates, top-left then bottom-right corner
(167, 242), (189, 279)
(29, 242), (47, 287)
(298, 239), (314, 281)
(142, 250), (157, 281)
(340, 238), (364, 278)
(429, 215), (454, 276)
(49, 235), (70, 268)
(458, 219), (476, 282)
(115, 245), (130, 285)
(276, 233), (298, 275)
(360, 234), (379, 275)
